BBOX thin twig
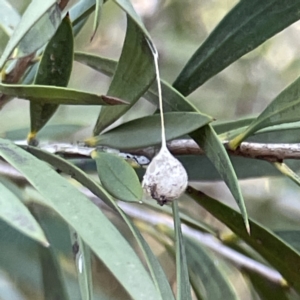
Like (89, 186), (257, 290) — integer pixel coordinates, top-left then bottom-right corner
(12, 139), (300, 163)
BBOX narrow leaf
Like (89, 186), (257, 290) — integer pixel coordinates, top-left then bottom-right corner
(93, 16), (155, 134)
(87, 112), (213, 149)
(173, 0), (300, 95)
(97, 49), (249, 230)
(187, 187), (300, 294)
(39, 245), (69, 300)
(93, 151), (143, 202)
(0, 176), (48, 246)
(30, 14), (74, 139)
(275, 231), (300, 252)
(27, 146), (175, 300)
(0, 0), (60, 69)
(190, 125), (249, 233)
(176, 155), (286, 181)
(187, 239), (238, 300)
(229, 76), (300, 149)
(0, 138), (160, 300)
(74, 52), (116, 76)
(273, 162), (300, 187)
(213, 117), (256, 135)
(113, 0), (151, 39)
(0, 82), (128, 105)
(245, 269), (290, 300)
(74, 52), (202, 114)
(70, 228), (93, 300)
(91, 0), (104, 41)
(172, 201), (192, 300)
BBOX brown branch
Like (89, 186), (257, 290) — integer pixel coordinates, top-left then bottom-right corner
(11, 139), (300, 163)
(127, 139), (300, 163)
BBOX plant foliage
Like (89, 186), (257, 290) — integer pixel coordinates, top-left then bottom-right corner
(1, 0), (300, 299)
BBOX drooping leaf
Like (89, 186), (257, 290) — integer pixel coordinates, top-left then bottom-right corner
(0, 82), (128, 105)
(229, 76), (300, 149)
(30, 14), (74, 140)
(93, 151), (143, 202)
(0, 0), (21, 36)
(0, 138), (160, 300)
(190, 125), (249, 233)
(172, 201), (192, 300)
(93, 16), (155, 134)
(87, 112), (213, 149)
(0, 0), (60, 69)
(0, 176), (48, 246)
(187, 187), (300, 294)
(173, 0), (300, 95)
(69, 228), (93, 300)
(187, 239), (238, 300)
(27, 146), (175, 300)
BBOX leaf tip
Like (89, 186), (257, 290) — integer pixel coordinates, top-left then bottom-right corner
(101, 95), (129, 105)
(245, 221), (251, 235)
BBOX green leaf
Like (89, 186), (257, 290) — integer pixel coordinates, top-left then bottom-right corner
(27, 147), (175, 300)
(0, 0), (60, 70)
(0, 82), (128, 105)
(0, 176), (48, 246)
(187, 187), (300, 294)
(74, 53), (202, 114)
(190, 125), (250, 233)
(186, 239), (238, 300)
(213, 117), (256, 135)
(93, 16), (155, 134)
(173, 0), (300, 95)
(70, 0), (95, 27)
(275, 231), (300, 252)
(172, 201), (192, 300)
(273, 162), (300, 188)
(74, 52), (116, 76)
(3, 124), (86, 141)
(30, 14), (74, 138)
(0, 0), (21, 36)
(87, 112), (213, 149)
(39, 244), (69, 300)
(0, 138), (160, 300)
(91, 0), (104, 41)
(245, 269), (290, 300)
(93, 152), (143, 202)
(229, 77), (300, 149)
(74, 52), (247, 228)
(113, 0), (151, 39)
(69, 228), (93, 300)
(177, 155), (286, 181)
